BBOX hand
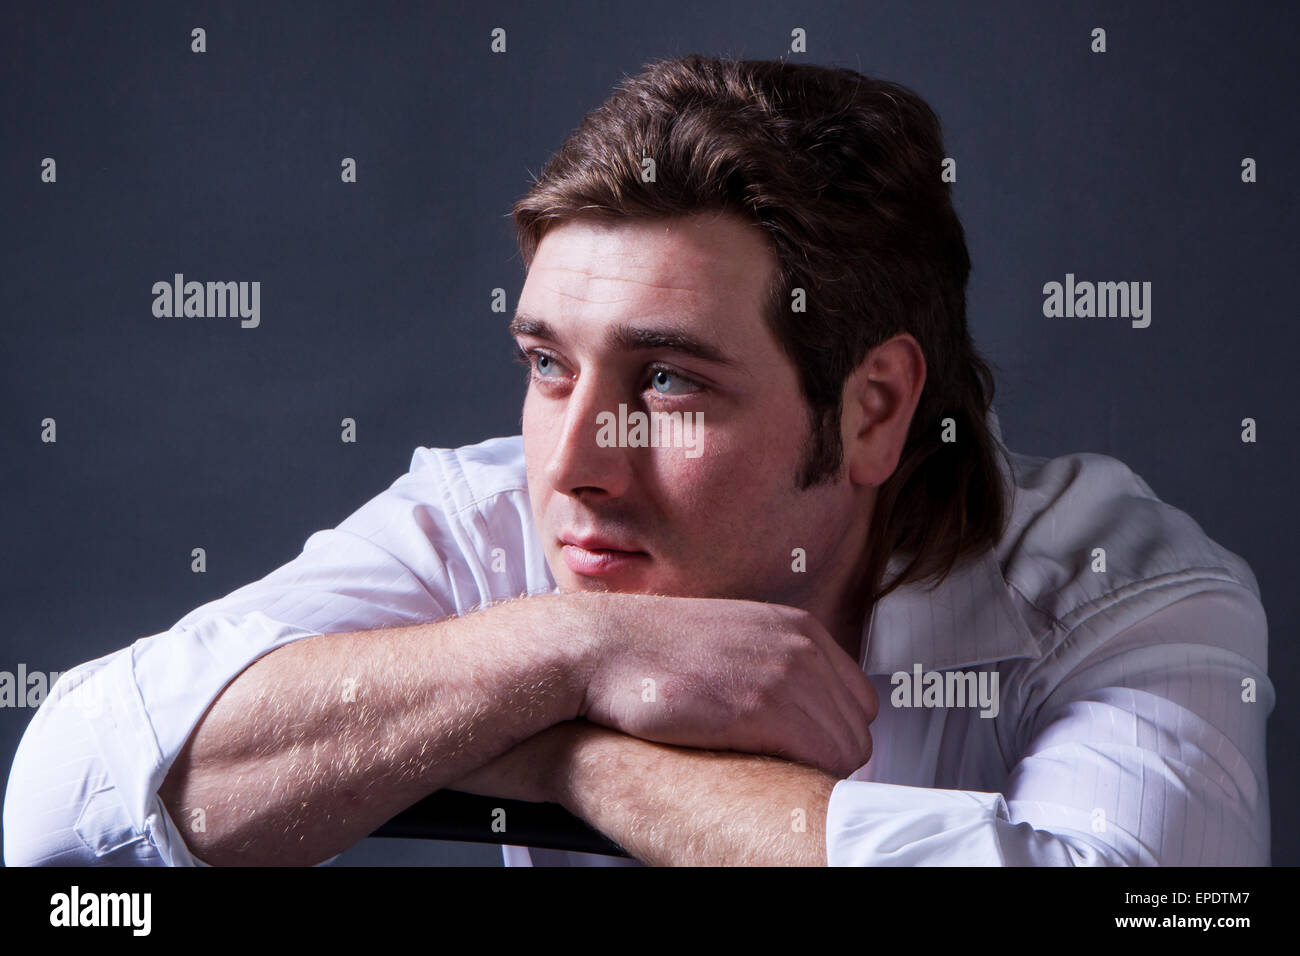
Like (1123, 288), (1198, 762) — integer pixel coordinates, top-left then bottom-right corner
(573, 593), (878, 778)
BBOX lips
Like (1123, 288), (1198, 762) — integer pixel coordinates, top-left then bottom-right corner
(558, 533), (648, 577)
(560, 533), (644, 553)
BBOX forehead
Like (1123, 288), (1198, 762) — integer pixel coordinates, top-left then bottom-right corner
(518, 212), (777, 333)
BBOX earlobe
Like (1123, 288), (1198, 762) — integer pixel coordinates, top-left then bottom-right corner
(843, 334), (926, 488)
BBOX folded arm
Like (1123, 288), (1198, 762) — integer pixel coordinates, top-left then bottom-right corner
(460, 585), (1273, 866)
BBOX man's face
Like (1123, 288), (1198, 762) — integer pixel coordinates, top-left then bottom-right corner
(513, 212), (867, 610)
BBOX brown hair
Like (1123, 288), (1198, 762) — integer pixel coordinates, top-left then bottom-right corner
(511, 54), (1010, 604)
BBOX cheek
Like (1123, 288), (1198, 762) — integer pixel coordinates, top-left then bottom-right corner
(649, 427), (793, 528)
(521, 391), (559, 464)
(521, 396), (552, 522)
(649, 453), (811, 594)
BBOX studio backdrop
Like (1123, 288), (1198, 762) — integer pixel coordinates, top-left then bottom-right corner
(2, 0), (1295, 865)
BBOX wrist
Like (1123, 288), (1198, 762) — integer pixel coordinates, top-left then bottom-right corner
(549, 719), (616, 811)
(553, 590), (613, 722)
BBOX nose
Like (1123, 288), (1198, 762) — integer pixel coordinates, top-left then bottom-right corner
(544, 371), (634, 500)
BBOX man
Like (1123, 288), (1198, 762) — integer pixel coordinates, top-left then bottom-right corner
(3, 55), (1272, 867)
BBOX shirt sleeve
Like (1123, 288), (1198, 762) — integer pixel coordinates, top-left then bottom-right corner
(3, 453), (476, 867)
(825, 583), (1273, 865)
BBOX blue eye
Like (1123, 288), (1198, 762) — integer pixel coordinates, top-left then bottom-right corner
(533, 352), (561, 377)
(649, 367), (699, 395)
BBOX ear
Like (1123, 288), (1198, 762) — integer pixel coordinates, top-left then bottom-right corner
(841, 333), (926, 487)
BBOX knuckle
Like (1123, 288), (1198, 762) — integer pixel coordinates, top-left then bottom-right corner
(736, 686), (767, 720)
(823, 739), (847, 775)
(856, 730), (874, 769)
(781, 605), (817, 635)
(862, 680), (881, 722)
(753, 678), (785, 713)
(763, 647), (798, 686)
(781, 633), (817, 668)
(764, 602), (810, 636)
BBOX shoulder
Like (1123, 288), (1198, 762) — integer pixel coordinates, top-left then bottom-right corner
(995, 447), (1263, 641)
(406, 434), (528, 513)
(399, 435), (551, 606)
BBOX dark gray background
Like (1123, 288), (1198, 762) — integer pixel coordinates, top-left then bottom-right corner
(2, 1), (1295, 866)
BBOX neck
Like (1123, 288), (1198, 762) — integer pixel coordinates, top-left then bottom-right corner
(801, 547), (874, 666)
(808, 497), (879, 666)
(829, 590), (871, 665)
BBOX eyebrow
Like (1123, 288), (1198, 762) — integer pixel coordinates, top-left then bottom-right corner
(509, 312), (741, 368)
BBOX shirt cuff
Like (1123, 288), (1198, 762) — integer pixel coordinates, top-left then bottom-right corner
(82, 614), (326, 866)
(825, 778), (1011, 866)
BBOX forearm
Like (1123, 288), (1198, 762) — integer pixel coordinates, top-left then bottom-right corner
(552, 722), (837, 866)
(159, 593), (595, 866)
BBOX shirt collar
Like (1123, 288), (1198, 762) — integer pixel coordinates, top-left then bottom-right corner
(858, 406), (1043, 675)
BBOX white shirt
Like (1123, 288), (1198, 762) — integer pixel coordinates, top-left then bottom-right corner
(3, 410), (1274, 866)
